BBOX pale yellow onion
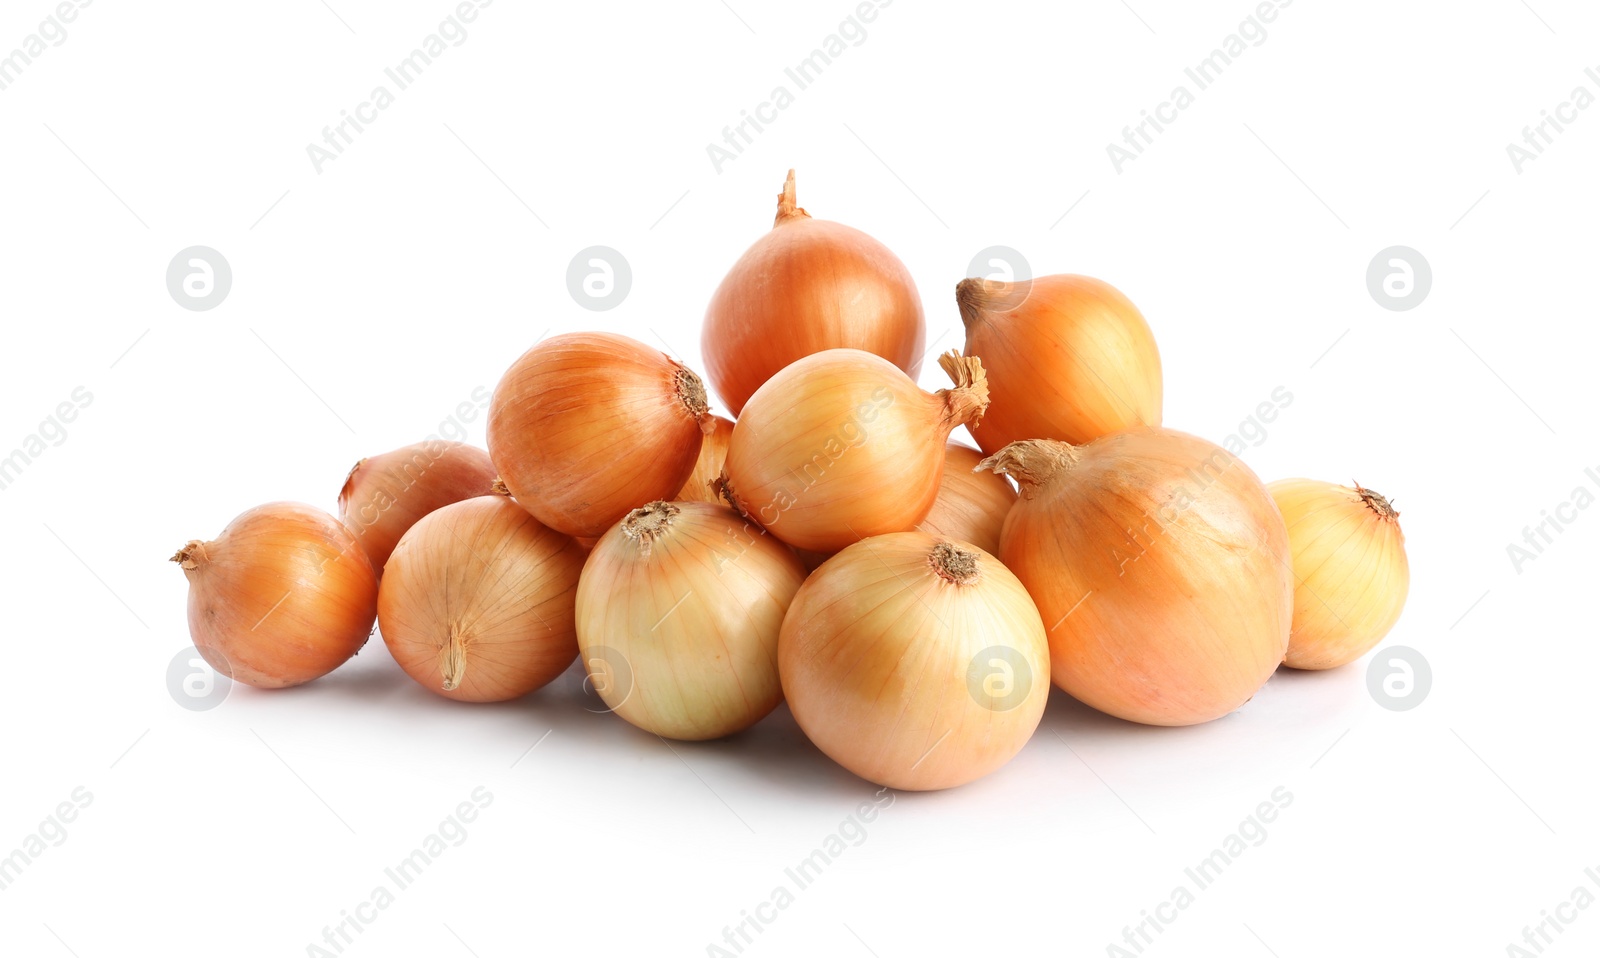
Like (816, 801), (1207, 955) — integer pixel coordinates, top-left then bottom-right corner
(172, 503), (377, 688)
(915, 442), (1017, 556)
(339, 440), (497, 575)
(958, 274), (1162, 454)
(720, 349), (989, 553)
(576, 500), (807, 740)
(982, 431), (1290, 726)
(1268, 479), (1410, 670)
(378, 495), (584, 702)
(779, 531), (1049, 791)
(675, 415), (735, 503)
(488, 332), (712, 538)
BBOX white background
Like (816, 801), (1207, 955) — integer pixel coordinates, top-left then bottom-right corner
(1, 1), (1594, 955)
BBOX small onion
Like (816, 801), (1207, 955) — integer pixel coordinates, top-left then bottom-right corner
(1268, 479), (1410, 670)
(377, 495), (584, 702)
(675, 415), (735, 504)
(981, 431), (1291, 726)
(702, 170), (926, 414)
(915, 442), (1017, 557)
(720, 349), (989, 553)
(488, 332), (713, 538)
(779, 531), (1049, 790)
(576, 501), (807, 740)
(338, 440), (497, 575)
(958, 273), (1162, 454)
(171, 503), (377, 688)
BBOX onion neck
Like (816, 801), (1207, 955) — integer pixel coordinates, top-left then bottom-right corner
(440, 626), (467, 691)
(1356, 484), (1399, 521)
(929, 541), (980, 585)
(622, 500), (679, 556)
(956, 278), (1006, 331)
(491, 478), (512, 497)
(673, 365), (714, 432)
(977, 440), (1080, 497)
(337, 459), (367, 511)
(170, 540), (208, 571)
(773, 169), (811, 226)
(934, 351), (990, 430)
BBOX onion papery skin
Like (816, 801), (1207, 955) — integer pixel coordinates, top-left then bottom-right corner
(172, 502), (377, 689)
(378, 496), (584, 702)
(720, 349), (989, 553)
(701, 170), (926, 414)
(984, 430), (1291, 726)
(958, 274), (1162, 454)
(779, 531), (1049, 790)
(1268, 479), (1410, 670)
(576, 501), (807, 740)
(675, 415), (735, 504)
(488, 332), (711, 538)
(916, 442), (1017, 557)
(338, 441), (497, 576)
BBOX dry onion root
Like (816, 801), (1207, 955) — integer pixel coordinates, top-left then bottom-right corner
(982, 431), (1291, 726)
(958, 274), (1162, 454)
(674, 414), (735, 504)
(1268, 479), (1411, 670)
(719, 348), (990, 553)
(338, 440), (497, 576)
(488, 332), (713, 538)
(576, 501), (807, 740)
(915, 442), (1018, 557)
(172, 503), (377, 688)
(701, 170), (926, 414)
(377, 495), (584, 702)
(779, 531), (1049, 790)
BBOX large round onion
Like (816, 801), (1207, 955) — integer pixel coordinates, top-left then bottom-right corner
(779, 531), (1049, 790)
(338, 440), (497, 575)
(981, 430), (1290, 726)
(915, 442), (1017, 557)
(701, 170), (926, 414)
(488, 332), (712, 538)
(720, 349), (988, 553)
(958, 273), (1162, 454)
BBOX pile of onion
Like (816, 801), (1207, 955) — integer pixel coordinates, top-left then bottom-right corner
(915, 442), (1017, 557)
(981, 430), (1291, 726)
(779, 531), (1049, 790)
(1268, 479), (1410, 670)
(958, 273), (1162, 454)
(488, 332), (713, 538)
(719, 349), (989, 553)
(339, 440), (497, 575)
(701, 171), (926, 413)
(377, 494), (585, 702)
(172, 503), (377, 688)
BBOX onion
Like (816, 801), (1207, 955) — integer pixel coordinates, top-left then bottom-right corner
(719, 349), (989, 553)
(576, 500), (807, 740)
(980, 431), (1291, 726)
(488, 332), (713, 538)
(701, 170), (926, 414)
(675, 415), (735, 504)
(377, 494), (584, 702)
(171, 503), (377, 688)
(915, 442), (1017, 557)
(1268, 479), (1410, 670)
(957, 273), (1162, 454)
(338, 440), (497, 575)
(779, 531), (1049, 790)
